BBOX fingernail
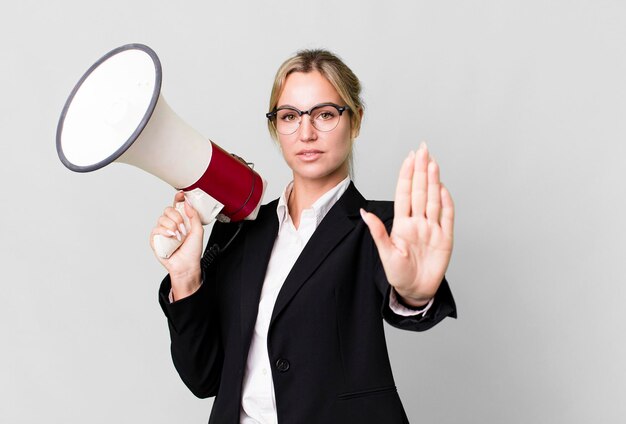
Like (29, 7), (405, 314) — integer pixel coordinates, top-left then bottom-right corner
(408, 150), (415, 158)
(179, 223), (187, 236)
(359, 208), (368, 222)
(166, 230), (177, 238)
(176, 231), (182, 242)
(419, 141), (427, 150)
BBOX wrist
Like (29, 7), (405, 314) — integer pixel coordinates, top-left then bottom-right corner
(394, 288), (432, 308)
(169, 268), (202, 301)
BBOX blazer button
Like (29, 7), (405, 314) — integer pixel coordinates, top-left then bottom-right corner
(275, 358), (290, 373)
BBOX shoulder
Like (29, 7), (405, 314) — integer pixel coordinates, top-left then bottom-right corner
(209, 199), (277, 240)
(259, 198), (279, 215)
(364, 199), (393, 215)
(338, 181), (394, 221)
(364, 199), (394, 224)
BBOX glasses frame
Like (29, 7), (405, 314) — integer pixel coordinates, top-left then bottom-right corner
(266, 102), (351, 135)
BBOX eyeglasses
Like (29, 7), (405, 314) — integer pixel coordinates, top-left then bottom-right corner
(266, 103), (351, 135)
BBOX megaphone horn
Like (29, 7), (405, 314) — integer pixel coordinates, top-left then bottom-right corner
(56, 43), (266, 258)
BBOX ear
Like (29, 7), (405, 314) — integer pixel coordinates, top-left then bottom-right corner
(351, 107), (364, 140)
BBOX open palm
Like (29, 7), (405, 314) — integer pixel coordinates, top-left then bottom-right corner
(361, 143), (454, 306)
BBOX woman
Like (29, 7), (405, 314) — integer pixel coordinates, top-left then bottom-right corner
(151, 49), (456, 424)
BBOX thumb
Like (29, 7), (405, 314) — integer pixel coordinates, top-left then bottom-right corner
(183, 199), (203, 232)
(360, 208), (394, 260)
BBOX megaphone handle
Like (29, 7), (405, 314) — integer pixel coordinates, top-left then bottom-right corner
(152, 202), (190, 259)
(152, 190), (224, 259)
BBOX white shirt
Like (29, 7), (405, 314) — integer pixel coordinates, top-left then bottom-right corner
(239, 177), (433, 424)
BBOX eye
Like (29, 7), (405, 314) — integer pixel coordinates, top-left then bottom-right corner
(314, 109), (337, 121)
(278, 111), (298, 122)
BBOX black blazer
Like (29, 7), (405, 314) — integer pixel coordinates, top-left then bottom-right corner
(159, 182), (456, 423)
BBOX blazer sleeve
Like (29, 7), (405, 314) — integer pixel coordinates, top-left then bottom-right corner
(157, 222), (235, 398)
(368, 201), (458, 331)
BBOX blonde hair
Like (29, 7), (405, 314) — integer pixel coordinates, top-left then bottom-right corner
(267, 49), (364, 174)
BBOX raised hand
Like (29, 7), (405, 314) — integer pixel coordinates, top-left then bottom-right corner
(360, 143), (454, 307)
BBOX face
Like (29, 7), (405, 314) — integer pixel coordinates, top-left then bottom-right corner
(275, 70), (353, 187)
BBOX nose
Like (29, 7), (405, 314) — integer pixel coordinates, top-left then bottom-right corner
(298, 114), (318, 142)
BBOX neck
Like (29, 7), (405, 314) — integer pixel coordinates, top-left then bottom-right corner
(288, 173), (348, 229)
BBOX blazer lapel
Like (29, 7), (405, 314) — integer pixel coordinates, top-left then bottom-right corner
(239, 200), (279, 360)
(269, 182), (367, 328)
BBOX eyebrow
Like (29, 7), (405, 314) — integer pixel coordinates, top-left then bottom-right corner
(276, 104), (297, 110)
(276, 102), (338, 110)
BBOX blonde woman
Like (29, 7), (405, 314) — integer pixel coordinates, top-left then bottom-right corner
(152, 49), (456, 424)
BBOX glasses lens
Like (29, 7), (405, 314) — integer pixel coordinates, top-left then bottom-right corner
(311, 105), (341, 132)
(275, 108), (301, 135)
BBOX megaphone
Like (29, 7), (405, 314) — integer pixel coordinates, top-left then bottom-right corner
(56, 43), (266, 258)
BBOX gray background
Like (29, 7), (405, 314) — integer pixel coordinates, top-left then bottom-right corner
(1, 1), (624, 423)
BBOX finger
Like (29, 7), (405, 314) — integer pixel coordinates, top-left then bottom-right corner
(440, 183), (455, 237)
(157, 216), (182, 240)
(360, 209), (394, 260)
(152, 226), (178, 239)
(426, 159), (442, 225)
(184, 199), (203, 232)
(394, 152), (415, 219)
(172, 191), (186, 234)
(173, 191), (185, 206)
(163, 206), (184, 227)
(166, 209), (188, 237)
(157, 215), (179, 232)
(411, 142), (429, 217)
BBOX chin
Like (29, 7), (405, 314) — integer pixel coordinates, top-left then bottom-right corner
(295, 165), (347, 183)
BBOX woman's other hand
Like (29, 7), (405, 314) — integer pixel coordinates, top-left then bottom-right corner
(150, 191), (205, 300)
(361, 143), (454, 307)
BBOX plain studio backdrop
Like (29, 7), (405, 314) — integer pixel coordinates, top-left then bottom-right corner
(1, 1), (624, 423)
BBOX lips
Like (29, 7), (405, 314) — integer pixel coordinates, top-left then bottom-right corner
(297, 149), (323, 161)
(297, 149), (323, 156)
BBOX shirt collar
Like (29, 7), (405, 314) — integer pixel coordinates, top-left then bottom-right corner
(276, 176), (351, 231)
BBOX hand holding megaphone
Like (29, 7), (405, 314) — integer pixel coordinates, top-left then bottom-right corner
(151, 193), (194, 260)
(56, 44), (266, 258)
(150, 191), (203, 273)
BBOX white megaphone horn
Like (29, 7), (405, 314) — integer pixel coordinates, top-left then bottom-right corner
(56, 43), (266, 258)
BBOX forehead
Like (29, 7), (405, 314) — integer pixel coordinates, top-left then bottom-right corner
(278, 70), (342, 109)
